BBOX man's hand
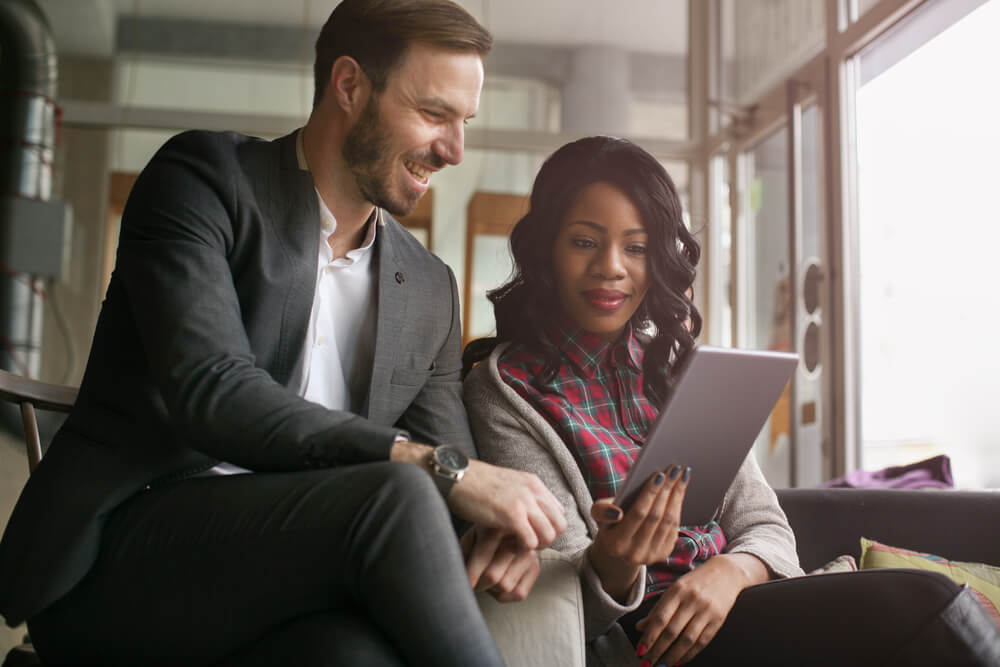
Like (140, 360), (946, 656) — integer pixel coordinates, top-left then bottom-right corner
(390, 440), (566, 550)
(461, 525), (541, 603)
(635, 553), (768, 666)
(450, 459), (567, 550)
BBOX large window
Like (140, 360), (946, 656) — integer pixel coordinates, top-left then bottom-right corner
(855, 0), (1000, 487)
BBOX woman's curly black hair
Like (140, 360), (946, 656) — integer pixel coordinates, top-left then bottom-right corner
(461, 135), (702, 408)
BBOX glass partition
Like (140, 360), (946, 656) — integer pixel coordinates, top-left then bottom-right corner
(739, 126), (792, 487)
(708, 154), (732, 347)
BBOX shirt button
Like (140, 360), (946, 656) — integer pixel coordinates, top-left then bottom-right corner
(322, 218), (334, 231)
(317, 336), (327, 346)
(324, 265), (335, 274)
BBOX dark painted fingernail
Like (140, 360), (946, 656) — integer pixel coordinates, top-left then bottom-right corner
(639, 661), (650, 667)
(605, 507), (622, 521)
(653, 472), (666, 486)
(682, 466), (691, 482)
(636, 644), (647, 657)
(668, 465), (681, 480)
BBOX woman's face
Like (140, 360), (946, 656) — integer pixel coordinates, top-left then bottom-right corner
(551, 181), (649, 342)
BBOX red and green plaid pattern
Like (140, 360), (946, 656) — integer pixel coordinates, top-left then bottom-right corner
(498, 319), (725, 598)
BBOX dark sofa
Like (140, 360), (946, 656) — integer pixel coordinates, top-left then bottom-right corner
(690, 487), (1000, 667)
(5, 488), (999, 666)
(777, 487), (1000, 572)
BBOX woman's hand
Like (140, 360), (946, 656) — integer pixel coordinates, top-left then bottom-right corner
(635, 553), (769, 666)
(587, 465), (689, 602)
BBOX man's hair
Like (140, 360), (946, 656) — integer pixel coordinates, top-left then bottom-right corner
(313, 0), (493, 108)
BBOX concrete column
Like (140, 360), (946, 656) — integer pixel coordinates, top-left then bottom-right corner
(560, 46), (632, 135)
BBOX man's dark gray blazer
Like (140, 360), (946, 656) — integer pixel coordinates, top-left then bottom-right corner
(0, 129), (475, 627)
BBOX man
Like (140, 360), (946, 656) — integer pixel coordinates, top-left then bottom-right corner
(0, 1), (565, 664)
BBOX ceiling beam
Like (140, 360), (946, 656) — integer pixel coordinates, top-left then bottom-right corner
(60, 99), (695, 159)
(115, 16), (686, 101)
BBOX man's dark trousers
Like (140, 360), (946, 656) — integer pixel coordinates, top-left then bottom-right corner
(28, 463), (504, 666)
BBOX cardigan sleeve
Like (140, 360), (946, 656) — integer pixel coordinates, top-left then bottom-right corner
(463, 362), (646, 641)
(715, 453), (804, 579)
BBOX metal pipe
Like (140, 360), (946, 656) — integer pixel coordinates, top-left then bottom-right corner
(0, 0), (58, 379)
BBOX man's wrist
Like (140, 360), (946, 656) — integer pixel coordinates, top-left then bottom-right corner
(389, 439), (432, 465)
(427, 445), (470, 499)
(388, 441), (471, 500)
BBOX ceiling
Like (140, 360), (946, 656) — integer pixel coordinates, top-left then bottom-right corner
(36, 0), (688, 58)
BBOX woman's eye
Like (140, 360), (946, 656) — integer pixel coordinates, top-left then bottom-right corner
(571, 238), (597, 249)
(628, 244), (647, 255)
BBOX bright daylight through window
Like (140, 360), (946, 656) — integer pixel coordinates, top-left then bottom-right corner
(857, 0), (1000, 488)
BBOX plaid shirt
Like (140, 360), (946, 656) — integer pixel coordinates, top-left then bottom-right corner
(498, 319), (726, 597)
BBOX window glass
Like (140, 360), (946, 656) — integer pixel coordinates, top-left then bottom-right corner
(856, 0), (1000, 487)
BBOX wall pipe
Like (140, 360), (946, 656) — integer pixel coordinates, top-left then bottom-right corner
(0, 0), (59, 379)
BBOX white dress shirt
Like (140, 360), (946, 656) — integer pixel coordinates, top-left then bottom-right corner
(294, 192), (378, 413)
(203, 129), (380, 476)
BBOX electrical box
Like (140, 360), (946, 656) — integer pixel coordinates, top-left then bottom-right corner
(0, 196), (72, 278)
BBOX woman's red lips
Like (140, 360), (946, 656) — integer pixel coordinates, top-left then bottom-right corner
(583, 289), (629, 312)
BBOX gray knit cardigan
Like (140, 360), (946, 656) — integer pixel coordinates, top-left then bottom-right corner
(464, 343), (804, 666)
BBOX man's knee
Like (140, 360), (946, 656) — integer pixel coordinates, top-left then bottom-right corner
(374, 462), (448, 515)
(349, 462), (457, 551)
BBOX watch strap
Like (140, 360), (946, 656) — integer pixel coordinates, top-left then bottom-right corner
(431, 471), (456, 499)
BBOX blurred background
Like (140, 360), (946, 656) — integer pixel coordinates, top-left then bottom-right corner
(2, 3), (998, 627)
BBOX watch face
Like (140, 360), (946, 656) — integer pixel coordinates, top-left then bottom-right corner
(435, 446), (468, 471)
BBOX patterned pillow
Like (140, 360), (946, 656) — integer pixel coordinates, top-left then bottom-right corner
(860, 537), (1000, 627)
(808, 554), (858, 575)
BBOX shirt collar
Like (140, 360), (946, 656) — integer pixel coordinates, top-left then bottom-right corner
(315, 188), (377, 258)
(296, 127), (309, 171)
(545, 315), (643, 379)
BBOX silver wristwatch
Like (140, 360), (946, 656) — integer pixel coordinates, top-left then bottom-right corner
(428, 444), (470, 498)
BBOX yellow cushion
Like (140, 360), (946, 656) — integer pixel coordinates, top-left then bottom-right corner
(860, 537), (1000, 626)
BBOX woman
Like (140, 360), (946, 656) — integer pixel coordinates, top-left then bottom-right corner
(463, 136), (802, 667)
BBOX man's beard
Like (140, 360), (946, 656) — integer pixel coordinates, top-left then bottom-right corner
(342, 94), (420, 217)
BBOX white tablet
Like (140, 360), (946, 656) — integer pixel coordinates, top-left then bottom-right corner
(613, 345), (798, 525)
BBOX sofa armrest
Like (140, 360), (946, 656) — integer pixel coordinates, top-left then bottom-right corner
(477, 549), (585, 667)
(776, 488), (1000, 571)
(694, 569), (1000, 667)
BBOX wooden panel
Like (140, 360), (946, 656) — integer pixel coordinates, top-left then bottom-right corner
(108, 171), (138, 216)
(466, 191), (529, 234)
(393, 189), (434, 251)
(104, 172), (139, 296)
(463, 192), (530, 346)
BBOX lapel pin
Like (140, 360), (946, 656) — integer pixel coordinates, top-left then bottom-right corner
(395, 271), (405, 284)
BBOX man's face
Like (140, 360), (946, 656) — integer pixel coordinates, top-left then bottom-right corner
(342, 42), (484, 216)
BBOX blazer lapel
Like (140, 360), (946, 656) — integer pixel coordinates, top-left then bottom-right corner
(258, 130), (319, 385)
(363, 217), (408, 421)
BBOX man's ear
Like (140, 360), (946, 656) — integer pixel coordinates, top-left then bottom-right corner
(328, 55), (370, 115)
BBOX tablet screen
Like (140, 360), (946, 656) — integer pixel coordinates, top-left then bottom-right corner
(613, 346), (797, 525)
